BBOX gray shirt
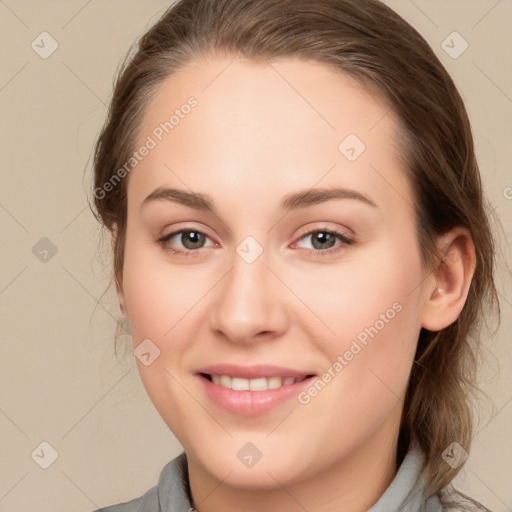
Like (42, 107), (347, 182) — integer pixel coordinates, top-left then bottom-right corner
(92, 444), (491, 511)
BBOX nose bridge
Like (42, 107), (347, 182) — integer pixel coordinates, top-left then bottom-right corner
(209, 239), (287, 343)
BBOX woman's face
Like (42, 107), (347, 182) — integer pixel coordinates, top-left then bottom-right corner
(117, 57), (431, 488)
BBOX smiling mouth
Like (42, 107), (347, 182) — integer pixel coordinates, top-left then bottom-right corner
(200, 373), (315, 391)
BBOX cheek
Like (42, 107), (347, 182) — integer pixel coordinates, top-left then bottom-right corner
(121, 237), (202, 342)
(120, 239), (204, 437)
(294, 242), (423, 403)
(292, 246), (422, 348)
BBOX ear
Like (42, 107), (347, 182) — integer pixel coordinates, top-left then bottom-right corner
(421, 227), (476, 332)
(111, 226), (128, 318)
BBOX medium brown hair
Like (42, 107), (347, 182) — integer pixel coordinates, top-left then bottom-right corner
(91, 0), (499, 496)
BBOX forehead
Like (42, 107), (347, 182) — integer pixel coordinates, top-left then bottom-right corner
(129, 56), (410, 214)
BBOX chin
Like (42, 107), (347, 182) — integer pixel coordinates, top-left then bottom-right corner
(190, 436), (317, 490)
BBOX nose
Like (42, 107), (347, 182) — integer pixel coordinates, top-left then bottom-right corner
(208, 246), (290, 345)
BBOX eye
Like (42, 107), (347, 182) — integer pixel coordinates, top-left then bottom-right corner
(293, 228), (354, 256)
(157, 227), (354, 257)
(157, 229), (216, 255)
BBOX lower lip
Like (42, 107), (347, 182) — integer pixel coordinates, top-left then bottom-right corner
(198, 375), (314, 416)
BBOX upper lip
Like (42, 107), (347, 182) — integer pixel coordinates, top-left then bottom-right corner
(196, 364), (316, 379)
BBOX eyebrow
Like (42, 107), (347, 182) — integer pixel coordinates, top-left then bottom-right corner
(141, 186), (377, 213)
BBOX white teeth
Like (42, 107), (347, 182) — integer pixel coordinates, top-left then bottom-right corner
(267, 376), (282, 389)
(231, 377), (249, 391)
(209, 375), (305, 390)
(249, 378), (268, 391)
(220, 375), (231, 388)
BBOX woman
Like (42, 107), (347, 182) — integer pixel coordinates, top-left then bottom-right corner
(90, 0), (499, 510)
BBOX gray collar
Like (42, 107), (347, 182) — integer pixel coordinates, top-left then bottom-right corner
(157, 451), (191, 510)
(368, 444), (441, 511)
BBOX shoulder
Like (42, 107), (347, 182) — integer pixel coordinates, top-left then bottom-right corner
(91, 485), (159, 512)
(438, 486), (492, 512)
(89, 451), (190, 512)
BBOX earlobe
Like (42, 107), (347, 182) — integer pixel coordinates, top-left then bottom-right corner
(421, 228), (476, 332)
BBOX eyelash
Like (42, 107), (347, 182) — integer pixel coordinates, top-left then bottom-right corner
(157, 228), (354, 257)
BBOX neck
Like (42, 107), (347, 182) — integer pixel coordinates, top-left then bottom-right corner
(187, 412), (401, 512)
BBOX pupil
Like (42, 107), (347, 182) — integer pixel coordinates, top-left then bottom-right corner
(313, 232), (335, 250)
(183, 231), (204, 249)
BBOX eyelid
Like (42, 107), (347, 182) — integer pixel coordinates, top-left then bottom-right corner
(158, 223), (354, 256)
(294, 223), (353, 240)
(158, 222), (216, 241)
(161, 229), (216, 244)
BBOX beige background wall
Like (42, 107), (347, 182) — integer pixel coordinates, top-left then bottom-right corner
(1, 1), (511, 511)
